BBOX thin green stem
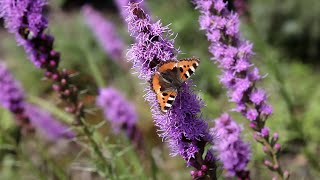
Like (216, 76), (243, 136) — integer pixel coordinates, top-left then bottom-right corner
(79, 118), (113, 179)
(84, 50), (106, 88)
(0, 128), (46, 180)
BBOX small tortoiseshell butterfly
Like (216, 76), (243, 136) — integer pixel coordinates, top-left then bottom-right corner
(150, 57), (200, 113)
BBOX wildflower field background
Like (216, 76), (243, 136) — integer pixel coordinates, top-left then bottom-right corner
(0, 0), (319, 179)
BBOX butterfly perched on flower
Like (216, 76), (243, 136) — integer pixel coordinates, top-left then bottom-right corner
(150, 57), (200, 113)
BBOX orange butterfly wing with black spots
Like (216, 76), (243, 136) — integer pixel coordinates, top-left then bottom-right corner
(151, 58), (200, 113)
(177, 57), (200, 81)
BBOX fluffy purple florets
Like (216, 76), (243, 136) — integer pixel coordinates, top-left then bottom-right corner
(0, 62), (31, 129)
(126, 3), (213, 166)
(97, 87), (137, 133)
(97, 87), (144, 151)
(194, 0), (272, 123)
(0, 0), (51, 68)
(212, 113), (250, 177)
(0, 62), (25, 114)
(25, 104), (74, 140)
(195, 1), (288, 178)
(0, 0), (47, 37)
(82, 5), (125, 61)
(126, 5), (177, 80)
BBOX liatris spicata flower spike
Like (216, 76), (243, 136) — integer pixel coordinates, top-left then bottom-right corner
(0, 0), (110, 171)
(0, 0), (83, 123)
(82, 5), (126, 65)
(0, 0), (48, 67)
(0, 62), (32, 132)
(25, 103), (74, 140)
(97, 87), (143, 150)
(211, 113), (250, 179)
(115, 0), (149, 21)
(194, 0), (289, 179)
(126, 3), (216, 178)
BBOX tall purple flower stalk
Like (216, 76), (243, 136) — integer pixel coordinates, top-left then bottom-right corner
(194, 0), (289, 179)
(211, 113), (250, 179)
(0, 62), (32, 132)
(26, 103), (75, 140)
(0, 0), (110, 173)
(0, 0), (82, 118)
(82, 5), (127, 68)
(97, 87), (144, 151)
(126, 3), (216, 179)
(0, 62), (73, 139)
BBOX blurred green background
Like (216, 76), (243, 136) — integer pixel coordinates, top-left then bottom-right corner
(0, 0), (320, 179)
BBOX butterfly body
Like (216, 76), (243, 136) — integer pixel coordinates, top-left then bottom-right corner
(151, 57), (200, 113)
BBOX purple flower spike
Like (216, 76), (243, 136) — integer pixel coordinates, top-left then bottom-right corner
(1, 0), (111, 169)
(126, 3), (216, 178)
(194, 0), (288, 178)
(0, 0), (48, 67)
(0, 62), (31, 131)
(25, 103), (74, 140)
(82, 5), (126, 64)
(97, 87), (137, 132)
(0, 0), (85, 124)
(211, 113), (250, 178)
(97, 87), (144, 151)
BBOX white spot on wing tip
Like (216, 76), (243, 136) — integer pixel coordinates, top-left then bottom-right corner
(185, 71), (190, 77)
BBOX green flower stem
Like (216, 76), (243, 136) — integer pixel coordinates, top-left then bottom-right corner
(79, 118), (113, 178)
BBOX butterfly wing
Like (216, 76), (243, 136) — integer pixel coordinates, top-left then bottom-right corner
(151, 61), (178, 112)
(158, 61), (177, 73)
(156, 90), (177, 112)
(150, 58), (199, 113)
(177, 57), (200, 81)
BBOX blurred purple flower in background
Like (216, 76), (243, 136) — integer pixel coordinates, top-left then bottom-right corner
(26, 103), (75, 140)
(97, 87), (144, 150)
(194, 0), (288, 178)
(97, 87), (137, 132)
(211, 113), (250, 178)
(0, 62), (73, 139)
(0, 62), (31, 131)
(82, 5), (125, 62)
(194, 0), (272, 125)
(126, 3), (216, 178)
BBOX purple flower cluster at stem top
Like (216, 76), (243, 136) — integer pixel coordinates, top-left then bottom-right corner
(0, 62), (73, 139)
(0, 0), (48, 67)
(26, 103), (75, 140)
(126, 3), (216, 178)
(0, 0), (84, 124)
(211, 113), (250, 178)
(82, 5), (125, 62)
(195, 0), (272, 122)
(97, 87), (144, 150)
(0, 62), (31, 130)
(194, 0), (288, 178)
(97, 87), (137, 133)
